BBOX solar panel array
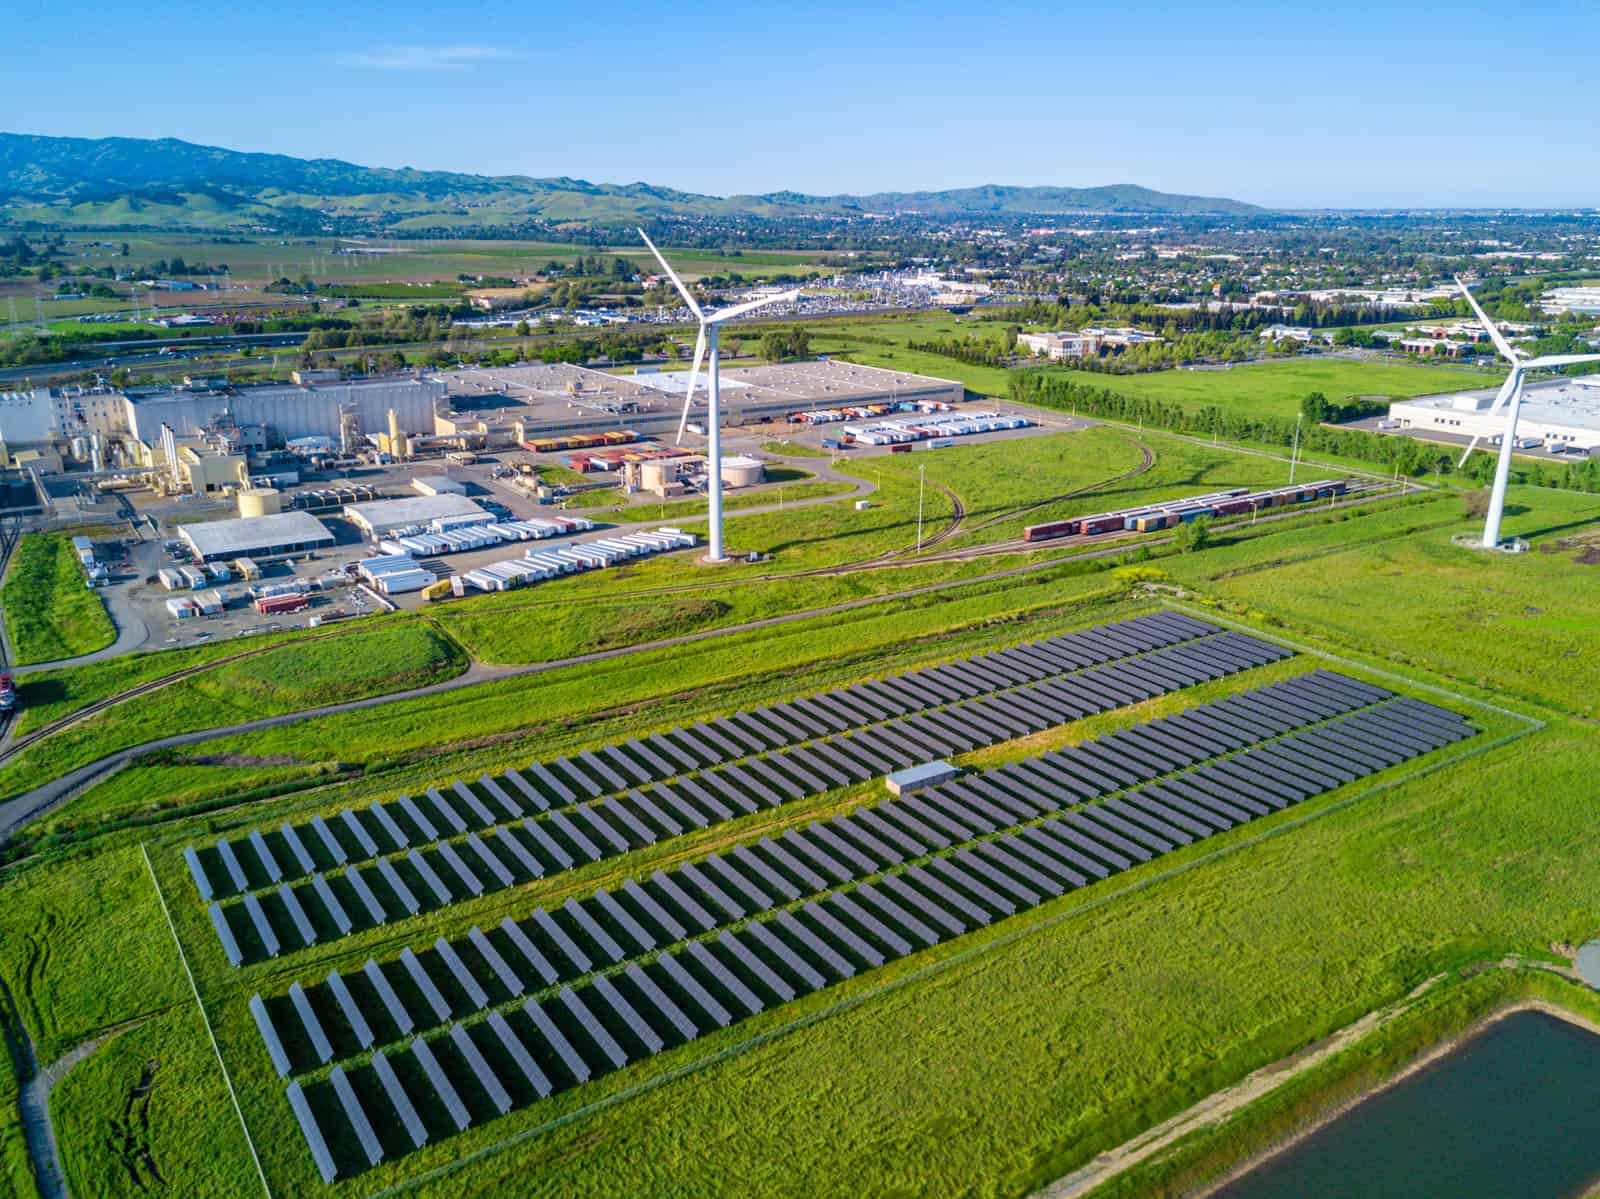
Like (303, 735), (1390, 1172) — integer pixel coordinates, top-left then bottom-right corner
(267, 663), (1478, 1180)
(203, 619), (1297, 966)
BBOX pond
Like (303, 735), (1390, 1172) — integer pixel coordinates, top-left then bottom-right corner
(1215, 1009), (1600, 1199)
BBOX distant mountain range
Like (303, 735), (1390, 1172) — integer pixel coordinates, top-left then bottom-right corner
(0, 133), (1265, 231)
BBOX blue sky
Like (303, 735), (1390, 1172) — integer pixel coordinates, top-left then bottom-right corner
(8, 0), (1598, 208)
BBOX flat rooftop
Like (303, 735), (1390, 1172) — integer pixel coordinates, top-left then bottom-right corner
(432, 359), (964, 425)
(343, 493), (489, 528)
(177, 510), (334, 558)
(1395, 378), (1600, 433)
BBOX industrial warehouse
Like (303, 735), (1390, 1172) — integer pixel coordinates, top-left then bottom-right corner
(1385, 377), (1600, 454)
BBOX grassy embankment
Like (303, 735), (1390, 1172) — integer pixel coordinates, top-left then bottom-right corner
(2, 535), (117, 666)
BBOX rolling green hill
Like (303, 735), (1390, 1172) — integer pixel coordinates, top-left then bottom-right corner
(0, 132), (1264, 231)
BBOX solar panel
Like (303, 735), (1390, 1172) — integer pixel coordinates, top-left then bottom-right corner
(719, 930), (795, 1003)
(277, 823), (316, 875)
(1002, 831), (1089, 890)
(576, 805), (630, 856)
(522, 762), (572, 807)
(215, 838), (249, 892)
(247, 830), (283, 883)
(732, 838), (800, 896)
(805, 741), (872, 782)
(1067, 809), (1156, 861)
(363, 803), (406, 852)
(705, 854), (775, 912)
(927, 855), (1018, 915)
(410, 1035), (471, 1131)
(522, 818), (575, 871)
(377, 857), (420, 916)
(974, 840), (1062, 899)
(783, 830), (852, 885)
(500, 918), (558, 986)
(742, 757), (804, 802)
(626, 737), (676, 780)
(279, 883), (317, 947)
(836, 733), (895, 774)
(426, 787), (470, 835)
(710, 717), (764, 757)
(396, 794), (439, 842)
(880, 873), (965, 937)
(656, 952), (730, 1029)
(564, 897), (626, 963)
(808, 821), (876, 875)
(626, 963), (699, 1042)
(243, 892), (280, 957)
(906, 864), (990, 927)
(591, 974), (663, 1055)
(650, 784), (708, 830)
(288, 981), (333, 1063)
(672, 861), (739, 921)
(494, 827), (543, 879)
(527, 997), (593, 1081)
(466, 833), (515, 889)
(487, 1009), (551, 1098)
(832, 814), (901, 866)
(1131, 787), (1227, 835)
(450, 781), (496, 828)
(804, 899), (886, 967)
(698, 769), (759, 816)
(325, 969), (374, 1049)
(694, 720), (744, 761)
(676, 776), (733, 822)
(533, 907), (593, 974)
(406, 849), (451, 908)
(249, 994), (290, 1077)
(364, 958), (415, 1036)
(600, 796), (657, 847)
(1021, 823), (1111, 880)
(547, 811), (601, 862)
(629, 789), (680, 838)
(599, 745), (652, 786)
(1101, 796), (1191, 848)
(759, 836), (825, 893)
(881, 800), (954, 849)
(400, 947), (453, 1023)
(622, 879), (685, 942)
(453, 1023), (515, 1112)
(434, 937), (489, 1010)
(286, 1080), (337, 1184)
(330, 1064), (384, 1167)
(745, 920), (826, 991)
(554, 754), (604, 798)
(854, 881), (937, 947)
(651, 869), (716, 933)
(477, 774), (523, 821)
(344, 866), (388, 926)
(594, 887), (655, 954)
(856, 807), (927, 857)
(372, 1049), (428, 1149)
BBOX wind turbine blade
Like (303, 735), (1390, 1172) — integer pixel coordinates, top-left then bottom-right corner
(1485, 370), (1521, 416)
(1454, 274), (1518, 363)
(1522, 353), (1600, 370)
(676, 326), (707, 445)
(708, 290), (802, 324)
(1457, 435), (1481, 469)
(638, 228), (702, 319)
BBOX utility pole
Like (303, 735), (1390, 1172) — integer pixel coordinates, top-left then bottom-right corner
(916, 463), (926, 552)
(1289, 411), (1302, 484)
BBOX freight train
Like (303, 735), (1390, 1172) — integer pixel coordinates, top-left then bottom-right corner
(1022, 480), (1349, 543)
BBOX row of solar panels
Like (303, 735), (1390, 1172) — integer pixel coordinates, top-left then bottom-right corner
(204, 630), (1290, 966)
(187, 610), (1218, 901)
(278, 684), (1476, 1180)
(251, 669), (1465, 1082)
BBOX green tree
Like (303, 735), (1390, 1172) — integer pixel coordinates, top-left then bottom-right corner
(1174, 516), (1212, 553)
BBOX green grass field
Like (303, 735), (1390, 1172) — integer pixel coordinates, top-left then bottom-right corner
(1, 535), (117, 666)
(2, 409), (1600, 1198)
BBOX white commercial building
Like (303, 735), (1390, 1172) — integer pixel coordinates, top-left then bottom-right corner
(125, 377), (443, 445)
(344, 493), (492, 539)
(177, 511), (336, 563)
(1387, 378), (1600, 453)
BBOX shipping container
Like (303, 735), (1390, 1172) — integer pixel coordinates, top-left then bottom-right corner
(255, 593), (308, 616)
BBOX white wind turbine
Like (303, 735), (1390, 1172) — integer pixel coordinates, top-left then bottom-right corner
(640, 229), (798, 562)
(1453, 276), (1600, 549)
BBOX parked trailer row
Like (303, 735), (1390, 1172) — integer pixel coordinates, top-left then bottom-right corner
(1023, 480), (1350, 543)
(839, 412), (1032, 446)
(378, 516), (596, 559)
(463, 529), (696, 594)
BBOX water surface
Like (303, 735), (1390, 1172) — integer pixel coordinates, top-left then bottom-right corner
(1216, 1009), (1600, 1199)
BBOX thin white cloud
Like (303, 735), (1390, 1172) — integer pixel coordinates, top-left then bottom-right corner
(332, 44), (514, 71)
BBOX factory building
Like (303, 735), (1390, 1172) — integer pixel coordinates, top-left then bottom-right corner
(344, 493), (493, 539)
(1387, 379), (1600, 453)
(125, 376), (443, 445)
(177, 510), (335, 563)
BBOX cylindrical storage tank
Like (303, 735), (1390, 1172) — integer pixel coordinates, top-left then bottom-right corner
(720, 455), (766, 487)
(238, 487), (282, 517)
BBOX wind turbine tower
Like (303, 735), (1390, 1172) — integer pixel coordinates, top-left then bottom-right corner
(639, 229), (798, 562)
(1453, 276), (1600, 549)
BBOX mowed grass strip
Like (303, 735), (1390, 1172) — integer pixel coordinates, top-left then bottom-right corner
(2, 534), (116, 665)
